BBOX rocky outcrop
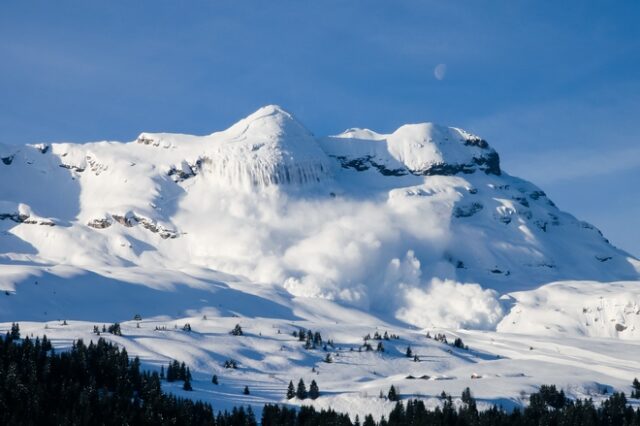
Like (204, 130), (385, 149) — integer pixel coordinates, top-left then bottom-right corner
(412, 151), (501, 176)
(0, 212), (54, 226)
(332, 155), (409, 176)
(90, 213), (177, 239)
(168, 159), (203, 182)
(59, 163), (85, 173)
(87, 218), (112, 229)
(453, 202), (484, 218)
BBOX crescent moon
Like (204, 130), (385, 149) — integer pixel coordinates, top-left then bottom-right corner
(434, 64), (447, 80)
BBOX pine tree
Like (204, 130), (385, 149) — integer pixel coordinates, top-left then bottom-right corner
(212, 374), (218, 385)
(313, 331), (322, 345)
(108, 323), (122, 336)
(324, 353), (333, 363)
(363, 414), (376, 426)
(633, 378), (640, 398)
(166, 363), (174, 382)
(10, 322), (20, 339)
(230, 324), (243, 336)
(160, 365), (165, 380)
(454, 337), (467, 349)
(462, 387), (476, 411)
(243, 385), (250, 395)
(376, 342), (385, 352)
(388, 385), (399, 402)
(183, 377), (192, 391)
(296, 379), (307, 399)
(286, 381), (296, 399)
(405, 346), (412, 358)
(309, 380), (320, 400)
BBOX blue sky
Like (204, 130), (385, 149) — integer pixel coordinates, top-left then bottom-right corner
(1, 1), (638, 255)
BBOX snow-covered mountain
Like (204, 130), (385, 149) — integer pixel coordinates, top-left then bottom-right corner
(0, 105), (638, 328)
(2, 105), (640, 416)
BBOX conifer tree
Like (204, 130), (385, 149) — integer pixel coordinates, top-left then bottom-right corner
(405, 346), (412, 358)
(212, 374), (218, 385)
(230, 324), (243, 336)
(183, 377), (192, 391)
(296, 379), (307, 399)
(243, 385), (250, 395)
(179, 362), (187, 380)
(309, 380), (320, 400)
(9, 322), (20, 339)
(461, 387), (477, 412)
(286, 381), (295, 399)
(363, 414), (376, 426)
(313, 331), (322, 345)
(633, 378), (640, 398)
(388, 385), (399, 401)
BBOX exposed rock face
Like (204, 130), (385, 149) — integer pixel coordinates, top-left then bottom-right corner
(0, 212), (54, 226)
(91, 214), (177, 239)
(454, 202), (484, 218)
(87, 218), (112, 229)
(331, 155), (409, 176)
(59, 163), (85, 173)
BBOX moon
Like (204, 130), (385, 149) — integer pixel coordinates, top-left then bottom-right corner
(434, 63), (447, 80)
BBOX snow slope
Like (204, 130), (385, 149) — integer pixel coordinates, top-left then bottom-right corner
(5, 293), (640, 419)
(0, 105), (639, 416)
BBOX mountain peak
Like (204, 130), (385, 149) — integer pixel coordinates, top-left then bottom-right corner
(223, 104), (312, 142)
(321, 121), (500, 177)
(248, 104), (292, 118)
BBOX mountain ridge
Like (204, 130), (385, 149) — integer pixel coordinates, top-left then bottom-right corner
(0, 105), (637, 331)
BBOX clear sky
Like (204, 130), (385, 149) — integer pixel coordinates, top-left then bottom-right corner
(1, 1), (638, 255)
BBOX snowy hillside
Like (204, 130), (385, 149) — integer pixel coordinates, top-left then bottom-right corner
(0, 105), (639, 416)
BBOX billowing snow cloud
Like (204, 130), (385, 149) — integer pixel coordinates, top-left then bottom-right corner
(397, 278), (504, 330)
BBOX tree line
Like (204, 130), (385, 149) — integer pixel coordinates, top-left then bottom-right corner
(4, 327), (640, 425)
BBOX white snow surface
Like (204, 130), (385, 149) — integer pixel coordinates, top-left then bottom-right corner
(0, 105), (639, 416)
